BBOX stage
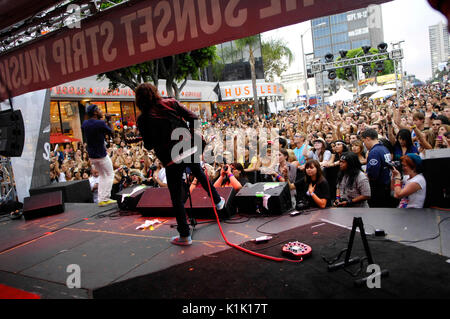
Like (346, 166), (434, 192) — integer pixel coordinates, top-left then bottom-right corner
(0, 202), (449, 299)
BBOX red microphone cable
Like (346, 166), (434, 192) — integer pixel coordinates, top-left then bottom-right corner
(202, 166), (303, 263)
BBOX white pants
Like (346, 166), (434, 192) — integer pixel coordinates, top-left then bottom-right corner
(90, 156), (114, 203)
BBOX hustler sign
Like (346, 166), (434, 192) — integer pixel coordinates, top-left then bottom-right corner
(0, 0), (392, 101)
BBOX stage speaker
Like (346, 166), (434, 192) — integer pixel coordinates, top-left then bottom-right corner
(0, 109), (25, 157)
(423, 153), (450, 208)
(29, 180), (93, 203)
(23, 191), (65, 220)
(235, 182), (292, 215)
(116, 185), (150, 210)
(136, 187), (235, 219)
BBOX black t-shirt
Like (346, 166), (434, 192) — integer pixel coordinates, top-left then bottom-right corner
(295, 177), (330, 208)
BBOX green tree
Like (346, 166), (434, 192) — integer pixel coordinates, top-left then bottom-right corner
(335, 48), (394, 82)
(98, 47), (218, 100)
(261, 38), (294, 82)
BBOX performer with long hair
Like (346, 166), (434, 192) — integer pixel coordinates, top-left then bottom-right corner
(134, 83), (225, 246)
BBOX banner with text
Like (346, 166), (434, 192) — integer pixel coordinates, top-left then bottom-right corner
(0, 0), (392, 101)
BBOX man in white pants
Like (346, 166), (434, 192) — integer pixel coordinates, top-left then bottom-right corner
(81, 104), (116, 206)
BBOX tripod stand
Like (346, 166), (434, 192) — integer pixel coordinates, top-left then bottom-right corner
(326, 217), (389, 287)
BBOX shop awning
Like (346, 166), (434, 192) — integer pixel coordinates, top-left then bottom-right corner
(50, 133), (80, 144)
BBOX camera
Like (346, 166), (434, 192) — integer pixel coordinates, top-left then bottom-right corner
(295, 199), (310, 211)
(149, 164), (157, 171)
(387, 160), (401, 170)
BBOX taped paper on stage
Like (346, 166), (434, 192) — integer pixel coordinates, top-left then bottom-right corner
(136, 219), (161, 230)
(264, 183), (280, 191)
(263, 195), (271, 210)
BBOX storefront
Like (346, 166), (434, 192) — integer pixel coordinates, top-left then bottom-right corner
(50, 77), (218, 144)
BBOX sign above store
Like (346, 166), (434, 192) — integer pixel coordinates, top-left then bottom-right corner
(221, 83), (283, 100)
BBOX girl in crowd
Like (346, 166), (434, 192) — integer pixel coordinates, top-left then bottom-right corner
(303, 137), (332, 168)
(351, 140), (367, 171)
(325, 140), (348, 200)
(213, 163), (246, 192)
(434, 125), (449, 148)
(390, 128), (419, 161)
(272, 149), (299, 193)
(295, 159), (330, 209)
(391, 154), (427, 208)
(334, 152), (371, 208)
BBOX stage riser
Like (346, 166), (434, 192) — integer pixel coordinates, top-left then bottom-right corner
(22, 191), (65, 220)
(29, 180), (93, 203)
(136, 187), (235, 219)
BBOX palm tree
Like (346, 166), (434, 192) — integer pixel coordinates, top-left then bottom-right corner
(261, 38), (294, 82)
(228, 35), (262, 115)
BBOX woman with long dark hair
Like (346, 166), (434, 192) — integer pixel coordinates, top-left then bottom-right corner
(294, 159), (330, 209)
(324, 140), (348, 201)
(334, 152), (371, 207)
(389, 128), (419, 161)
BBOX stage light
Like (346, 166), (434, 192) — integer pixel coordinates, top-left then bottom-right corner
(328, 70), (337, 80)
(325, 53), (334, 63)
(362, 46), (372, 55)
(362, 64), (371, 74)
(339, 50), (348, 59)
(375, 61), (384, 73)
(377, 42), (388, 53)
(345, 67), (353, 78)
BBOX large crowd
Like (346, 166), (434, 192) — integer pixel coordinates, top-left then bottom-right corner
(49, 82), (450, 208)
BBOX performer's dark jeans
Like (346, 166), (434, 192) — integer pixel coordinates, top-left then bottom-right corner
(166, 162), (222, 237)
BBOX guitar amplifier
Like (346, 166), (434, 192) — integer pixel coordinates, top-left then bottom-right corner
(235, 182), (292, 215)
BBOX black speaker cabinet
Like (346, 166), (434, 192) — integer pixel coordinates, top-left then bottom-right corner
(235, 182), (292, 215)
(423, 157), (450, 208)
(137, 187), (235, 219)
(0, 109), (25, 157)
(29, 180), (93, 203)
(23, 191), (65, 220)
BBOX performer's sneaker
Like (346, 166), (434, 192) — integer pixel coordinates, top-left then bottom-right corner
(98, 199), (117, 207)
(171, 236), (192, 246)
(215, 197), (226, 210)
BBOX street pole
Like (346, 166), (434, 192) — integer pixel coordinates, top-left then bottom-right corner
(301, 33), (309, 107)
(394, 59), (400, 107)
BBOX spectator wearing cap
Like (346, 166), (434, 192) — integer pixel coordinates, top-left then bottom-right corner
(303, 137), (332, 168)
(391, 154), (427, 208)
(81, 104), (117, 207)
(362, 128), (393, 208)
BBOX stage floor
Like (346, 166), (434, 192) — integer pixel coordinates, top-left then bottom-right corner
(0, 203), (449, 299)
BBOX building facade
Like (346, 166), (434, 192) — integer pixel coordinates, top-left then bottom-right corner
(429, 21), (450, 76)
(202, 35), (265, 82)
(311, 4), (384, 96)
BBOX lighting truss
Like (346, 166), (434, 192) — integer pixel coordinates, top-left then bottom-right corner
(310, 49), (403, 75)
(0, 0), (131, 54)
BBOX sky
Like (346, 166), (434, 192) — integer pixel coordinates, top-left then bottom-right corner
(261, 0), (447, 82)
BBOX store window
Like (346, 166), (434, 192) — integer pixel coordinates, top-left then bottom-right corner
(106, 101), (121, 127)
(50, 101), (62, 134)
(121, 101), (136, 127)
(59, 101), (82, 140)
